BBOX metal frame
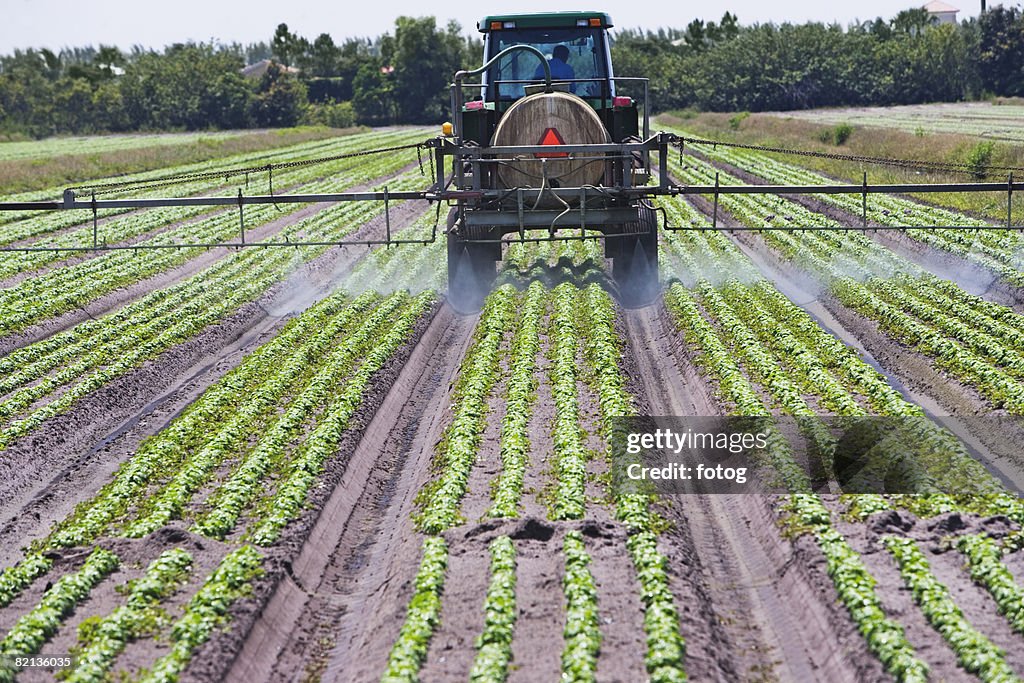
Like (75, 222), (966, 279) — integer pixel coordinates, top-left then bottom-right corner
(0, 130), (1020, 255)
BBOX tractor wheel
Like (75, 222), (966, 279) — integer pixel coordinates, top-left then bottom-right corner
(612, 205), (659, 307)
(446, 209), (497, 314)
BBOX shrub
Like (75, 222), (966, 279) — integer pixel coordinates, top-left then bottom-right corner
(728, 111), (750, 130)
(833, 122), (853, 145)
(965, 140), (995, 179)
(816, 122), (854, 146)
(303, 100), (357, 129)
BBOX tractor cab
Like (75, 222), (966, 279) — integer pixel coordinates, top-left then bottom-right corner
(480, 13), (615, 104)
(460, 12), (640, 147)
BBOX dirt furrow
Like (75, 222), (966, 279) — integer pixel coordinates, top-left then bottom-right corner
(222, 306), (474, 683)
(520, 309), (554, 519)
(417, 535), (491, 682)
(583, 524), (648, 680)
(621, 301), (884, 681)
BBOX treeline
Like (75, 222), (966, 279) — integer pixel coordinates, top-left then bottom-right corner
(1, 8), (1023, 137)
(0, 17), (479, 137)
(615, 7), (1024, 112)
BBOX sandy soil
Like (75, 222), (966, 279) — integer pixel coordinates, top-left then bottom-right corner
(220, 305), (475, 682)
(619, 301), (889, 682)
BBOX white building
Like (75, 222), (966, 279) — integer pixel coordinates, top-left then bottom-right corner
(923, 0), (960, 23)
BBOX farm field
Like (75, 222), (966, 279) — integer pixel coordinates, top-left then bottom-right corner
(767, 101), (1024, 142)
(0, 130), (253, 163)
(1, 119), (1024, 683)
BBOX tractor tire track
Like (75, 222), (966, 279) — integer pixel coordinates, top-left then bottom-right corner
(621, 302), (885, 682)
(225, 305), (475, 683)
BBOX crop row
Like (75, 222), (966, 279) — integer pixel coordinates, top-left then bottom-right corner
(655, 185), (1024, 678)
(884, 536), (1018, 682)
(249, 289), (434, 545)
(0, 300), (431, 679)
(672, 197), (1007, 492)
(561, 531), (601, 682)
(0, 288), (432, 615)
(574, 275), (688, 682)
(0, 129), (247, 163)
(0, 169), (426, 452)
(124, 292), (405, 538)
(957, 535), (1024, 636)
(381, 537), (449, 683)
(488, 281), (545, 518)
(36, 291), (376, 546)
(667, 147), (1024, 418)
(780, 228), (1024, 414)
(468, 536), (517, 683)
(776, 107), (1024, 142)
(382, 239), (692, 681)
(141, 546), (264, 683)
(549, 282), (589, 520)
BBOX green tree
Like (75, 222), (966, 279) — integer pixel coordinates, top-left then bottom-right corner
(119, 43), (251, 129)
(272, 23), (304, 68)
(891, 8), (937, 36)
(352, 59), (394, 125)
(390, 17), (465, 123)
(251, 62), (308, 126)
(977, 6), (1024, 96)
(306, 33), (341, 77)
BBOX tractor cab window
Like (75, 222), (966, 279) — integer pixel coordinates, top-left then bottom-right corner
(484, 28), (610, 101)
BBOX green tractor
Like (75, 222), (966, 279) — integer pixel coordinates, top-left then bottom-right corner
(434, 11), (671, 312)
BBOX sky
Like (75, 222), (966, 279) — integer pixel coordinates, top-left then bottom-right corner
(0, 0), (991, 54)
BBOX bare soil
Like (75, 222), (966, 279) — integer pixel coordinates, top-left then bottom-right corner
(224, 305), (475, 683)
(620, 301), (888, 682)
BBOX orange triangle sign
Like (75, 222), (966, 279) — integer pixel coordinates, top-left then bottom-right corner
(535, 127), (568, 158)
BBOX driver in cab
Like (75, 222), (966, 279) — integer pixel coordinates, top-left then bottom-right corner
(533, 44), (575, 92)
